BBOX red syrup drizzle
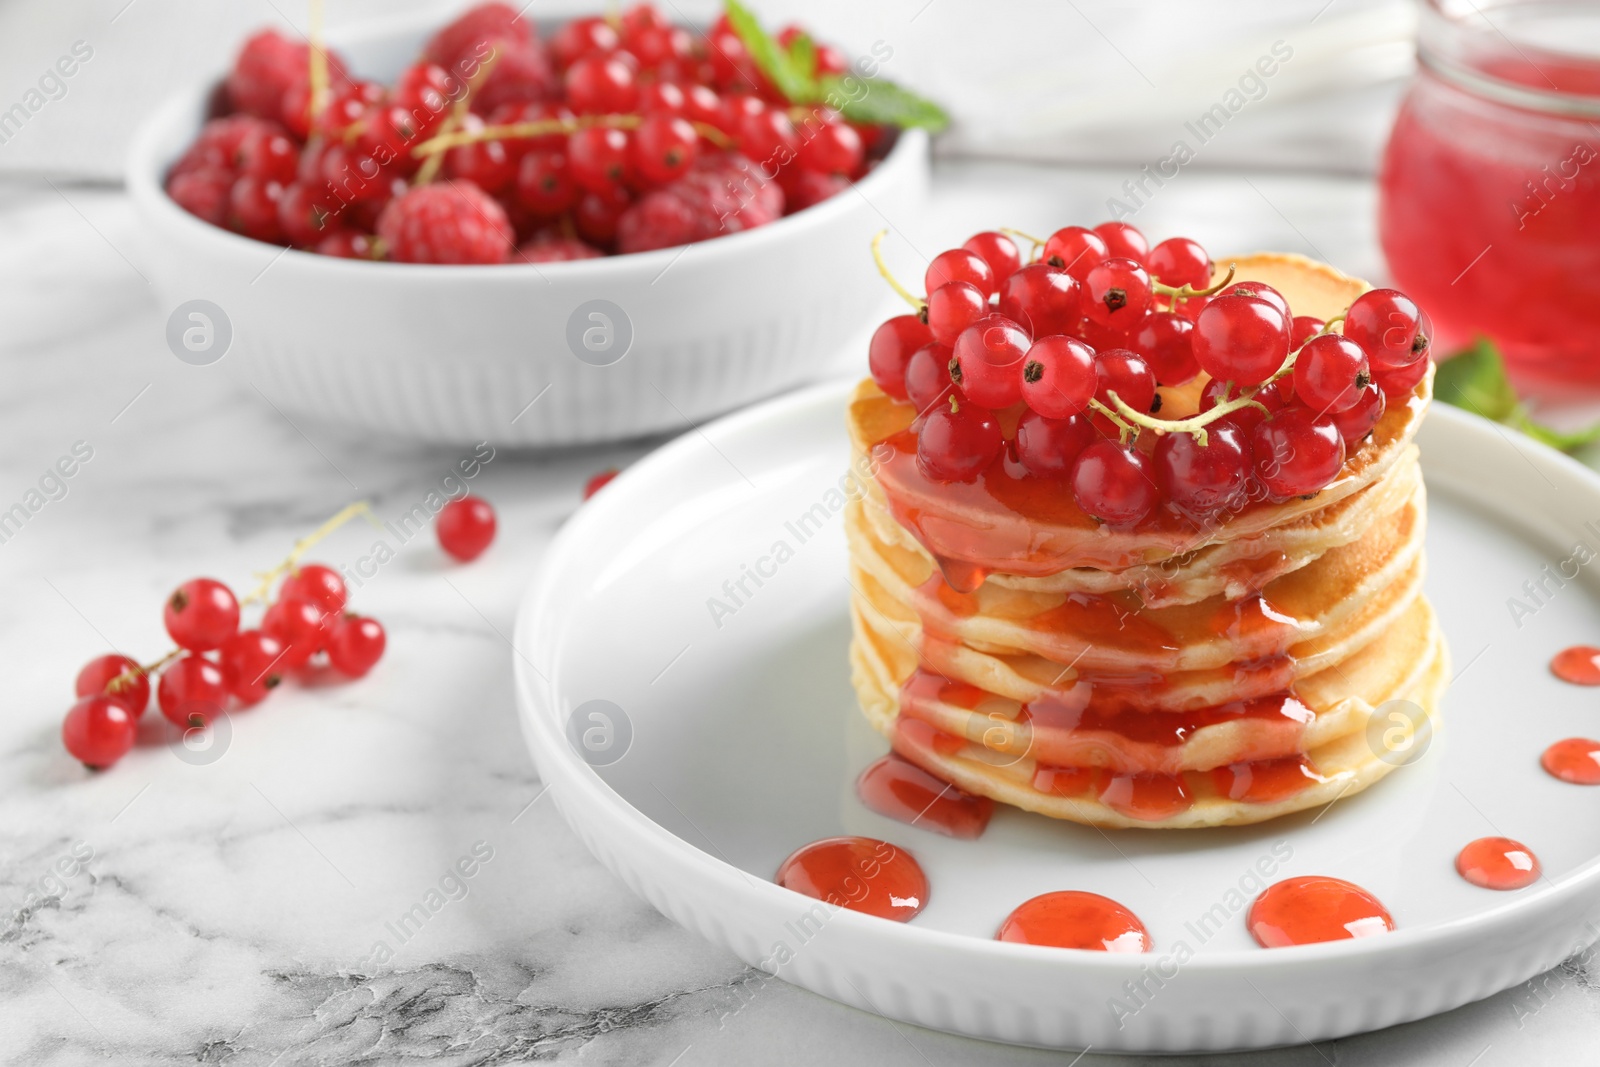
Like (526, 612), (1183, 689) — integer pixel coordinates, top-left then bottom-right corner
(1541, 738), (1600, 785)
(1551, 646), (1600, 685)
(774, 837), (928, 922)
(1456, 837), (1541, 891)
(996, 891), (1152, 952)
(1247, 876), (1394, 948)
(856, 752), (995, 839)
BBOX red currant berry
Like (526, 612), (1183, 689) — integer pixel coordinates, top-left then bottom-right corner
(1074, 314), (1129, 353)
(1084, 257), (1153, 328)
(640, 80), (686, 114)
(1042, 226), (1108, 281)
(1345, 288), (1428, 370)
(1020, 336), (1096, 419)
(1093, 221), (1148, 264)
(1128, 312), (1198, 386)
(997, 264), (1080, 339)
(904, 342), (955, 414)
(963, 231), (1022, 282)
(157, 655), (229, 728)
(1015, 410), (1098, 478)
(164, 578), (240, 652)
(437, 496), (498, 561)
(551, 17), (620, 69)
(62, 696), (137, 769)
(565, 52), (640, 113)
(1331, 383), (1386, 445)
(280, 563), (347, 615)
(1095, 349), (1158, 416)
(583, 469), (619, 499)
(1252, 408), (1346, 498)
(317, 231), (380, 259)
(925, 248), (995, 300)
(219, 629), (286, 705)
(228, 175), (286, 242)
(1156, 424), (1249, 520)
(444, 116), (517, 195)
(632, 113), (698, 184)
(75, 655), (149, 717)
(868, 314), (934, 400)
(516, 149), (578, 216)
(277, 182), (340, 247)
(737, 106), (799, 169)
(262, 596), (327, 668)
(328, 614), (387, 677)
(574, 186), (632, 246)
(796, 114), (863, 176)
(917, 399), (1003, 483)
(1372, 352), (1431, 397)
(1216, 281), (1290, 325)
(568, 126), (631, 192)
(1193, 295), (1292, 387)
(1072, 440), (1158, 525)
(237, 122), (299, 184)
(393, 61), (457, 121)
(1294, 334), (1371, 414)
(925, 281), (988, 347)
(681, 84), (724, 127)
(1290, 315), (1325, 348)
(1147, 237), (1211, 292)
(1200, 376), (1287, 438)
(950, 315), (1030, 410)
(168, 168), (234, 227)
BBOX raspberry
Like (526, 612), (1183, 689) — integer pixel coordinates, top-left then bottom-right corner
(473, 39), (558, 114)
(227, 30), (346, 122)
(517, 235), (604, 262)
(377, 183), (514, 264)
(424, 3), (532, 70)
(168, 168), (234, 226)
(615, 153), (784, 254)
(783, 170), (849, 212)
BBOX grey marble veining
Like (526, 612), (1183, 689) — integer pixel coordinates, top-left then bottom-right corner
(3, 164), (1599, 1066)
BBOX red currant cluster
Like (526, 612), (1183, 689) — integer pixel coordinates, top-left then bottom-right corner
(867, 222), (1432, 527)
(165, 3), (894, 264)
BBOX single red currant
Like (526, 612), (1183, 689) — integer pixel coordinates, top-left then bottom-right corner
(262, 596), (327, 668)
(438, 496), (497, 561)
(963, 231), (1022, 282)
(516, 149), (578, 216)
(1128, 311), (1198, 385)
(1042, 226), (1108, 281)
(796, 114), (863, 176)
(1199, 376), (1287, 438)
(1016, 410), (1098, 478)
(75, 654), (150, 717)
(565, 52), (640, 113)
(1093, 221), (1148, 264)
(164, 578), (240, 652)
(157, 655), (230, 728)
(328, 614), (387, 677)
(950, 315), (1030, 409)
(1156, 424), (1250, 520)
(737, 106), (799, 169)
(917, 398), (1003, 483)
(550, 17), (620, 69)
(1290, 315), (1325, 348)
(219, 630), (286, 705)
(237, 122), (299, 184)
(62, 696), (137, 769)
(640, 81), (686, 114)
(1294, 334), (1371, 414)
(567, 126), (631, 192)
(925, 281), (988, 347)
(1192, 295), (1292, 387)
(1072, 440), (1158, 526)
(280, 563), (347, 615)
(1345, 289), (1428, 370)
(904, 342), (955, 414)
(1252, 408), (1346, 498)
(631, 113), (698, 184)
(1216, 281), (1290, 325)
(1084, 257), (1153, 328)
(1094, 349), (1158, 416)
(868, 314), (934, 400)
(997, 264), (1080, 339)
(1147, 237), (1211, 292)
(1020, 336), (1096, 419)
(925, 248), (996, 300)
(1373, 352), (1431, 397)
(1331, 383), (1386, 444)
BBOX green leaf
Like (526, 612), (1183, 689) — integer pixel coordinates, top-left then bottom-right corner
(723, 0), (814, 104)
(819, 74), (951, 131)
(1435, 337), (1600, 453)
(787, 31), (817, 85)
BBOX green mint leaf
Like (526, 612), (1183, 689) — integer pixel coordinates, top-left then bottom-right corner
(723, 0), (814, 103)
(819, 74), (951, 131)
(1436, 336), (1600, 454)
(1514, 412), (1600, 452)
(787, 31), (817, 85)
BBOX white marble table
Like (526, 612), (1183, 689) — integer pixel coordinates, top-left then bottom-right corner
(3, 162), (1597, 1066)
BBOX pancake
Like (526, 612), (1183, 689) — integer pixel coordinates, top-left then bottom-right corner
(843, 251), (1446, 829)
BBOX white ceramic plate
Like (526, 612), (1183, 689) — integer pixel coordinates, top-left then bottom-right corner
(513, 379), (1600, 1053)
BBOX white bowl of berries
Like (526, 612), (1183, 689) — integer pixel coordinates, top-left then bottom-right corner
(126, 3), (938, 446)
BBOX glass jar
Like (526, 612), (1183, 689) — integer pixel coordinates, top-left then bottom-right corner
(1379, 0), (1600, 387)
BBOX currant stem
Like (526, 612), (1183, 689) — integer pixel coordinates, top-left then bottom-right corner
(1107, 390), (1267, 448)
(414, 52), (503, 184)
(1152, 262), (1236, 301)
(1087, 397), (1134, 440)
(870, 230), (925, 312)
(241, 500), (379, 606)
(411, 115), (730, 160)
(104, 648), (181, 695)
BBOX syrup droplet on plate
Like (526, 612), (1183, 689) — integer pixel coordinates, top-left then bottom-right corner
(1551, 645), (1600, 685)
(1247, 875), (1394, 948)
(1541, 737), (1600, 784)
(1456, 836), (1541, 890)
(775, 836), (928, 922)
(996, 891), (1152, 952)
(857, 753), (995, 839)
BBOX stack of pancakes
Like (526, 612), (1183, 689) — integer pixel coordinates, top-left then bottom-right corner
(845, 254), (1448, 829)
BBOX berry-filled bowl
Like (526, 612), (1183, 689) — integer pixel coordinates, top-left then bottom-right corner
(125, 4), (934, 446)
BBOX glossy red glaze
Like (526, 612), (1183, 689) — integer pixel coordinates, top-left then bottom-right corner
(1248, 875), (1394, 948)
(857, 752), (994, 839)
(1456, 836), (1541, 891)
(1541, 738), (1600, 785)
(775, 836), (928, 922)
(996, 891), (1152, 952)
(1550, 646), (1600, 685)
